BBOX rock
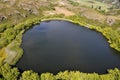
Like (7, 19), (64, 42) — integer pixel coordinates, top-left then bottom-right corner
(0, 16), (7, 22)
(1, 0), (9, 2)
(14, 10), (20, 14)
(20, 14), (27, 18)
(8, 14), (12, 16)
(106, 17), (115, 26)
(1, 0), (16, 5)
(32, 9), (39, 15)
(59, 2), (65, 6)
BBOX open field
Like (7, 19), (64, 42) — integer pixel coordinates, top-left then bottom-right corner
(76, 0), (111, 11)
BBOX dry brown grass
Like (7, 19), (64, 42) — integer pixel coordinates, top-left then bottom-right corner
(44, 6), (75, 16)
(0, 48), (7, 60)
(54, 7), (75, 16)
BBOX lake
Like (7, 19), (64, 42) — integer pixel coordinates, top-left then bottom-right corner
(16, 20), (120, 74)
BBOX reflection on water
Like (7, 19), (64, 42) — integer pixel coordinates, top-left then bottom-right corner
(16, 20), (120, 74)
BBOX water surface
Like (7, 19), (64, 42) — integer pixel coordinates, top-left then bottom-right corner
(16, 20), (120, 74)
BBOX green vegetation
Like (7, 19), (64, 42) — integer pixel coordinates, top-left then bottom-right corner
(0, 60), (120, 80)
(0, 48), (7, 61)
(65, 15), (120, 51)
(68, 0), (79, 6)
(0, 13), (120, 79)
(41, 15), (120, 51)
(0, 0), (120, 79)
(0, 18), (41, 65)
(72, 0), (111, 11)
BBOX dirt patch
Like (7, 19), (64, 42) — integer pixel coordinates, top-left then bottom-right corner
(5, 45), (17, 64)
(44, 7), (75, 16)
(117, 28), (120, 31)
(54, 7), (75, 16)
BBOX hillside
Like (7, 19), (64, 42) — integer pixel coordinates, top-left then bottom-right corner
(96, 0), (120, 8)
(0, 0), (120, 80)
(0, 0), (119, 26)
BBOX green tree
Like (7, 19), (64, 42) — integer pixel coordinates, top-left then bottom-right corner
(40, 73), (55, 80)
(0, 63), (19, 80)
(20, 70), (39, 80)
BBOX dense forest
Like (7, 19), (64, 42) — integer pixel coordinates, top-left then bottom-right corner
(0, 0), (120, 79)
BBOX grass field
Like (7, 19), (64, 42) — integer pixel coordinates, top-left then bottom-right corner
(72, 0), (111, 11)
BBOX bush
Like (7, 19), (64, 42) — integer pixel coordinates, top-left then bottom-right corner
(0, 61), (120, 80)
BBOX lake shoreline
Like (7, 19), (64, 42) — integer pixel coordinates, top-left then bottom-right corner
(16, 20), (120, 74)
(4, 16), (120, 65)
(0, 15), (119, 75)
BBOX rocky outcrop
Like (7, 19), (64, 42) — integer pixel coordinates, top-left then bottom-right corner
(0, 0), (9, 2)
(1, 0), (16, 5)
(0, 15), (7, 22)
(106, 17), (115, 26)
(18, 1), (40, 15)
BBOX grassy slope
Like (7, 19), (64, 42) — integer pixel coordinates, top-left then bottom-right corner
(77, 0), (111, 11)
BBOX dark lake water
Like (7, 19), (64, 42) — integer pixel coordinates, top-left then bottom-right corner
(16, 20), (120, 74)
